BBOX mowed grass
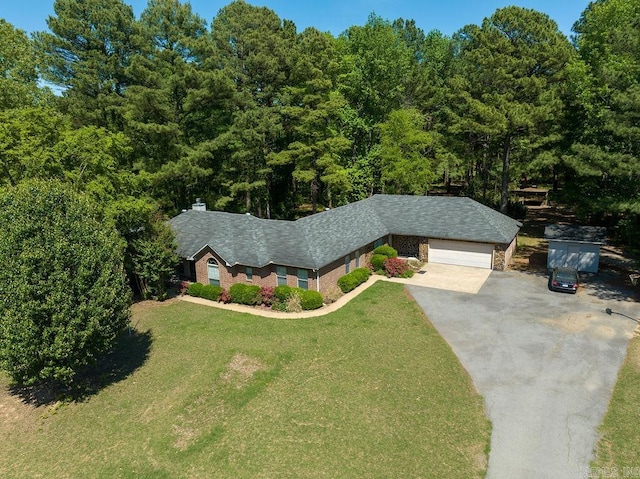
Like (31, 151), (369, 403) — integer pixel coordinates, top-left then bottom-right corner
(592, 333), (640, 470)
(0, 282), (490, 479)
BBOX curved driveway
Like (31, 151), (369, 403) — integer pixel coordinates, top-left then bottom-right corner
(408, 271), (639, 479)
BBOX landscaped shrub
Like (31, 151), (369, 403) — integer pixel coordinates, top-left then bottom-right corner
(373, 245), (398, 258)
(383, 257), (410, 278)
(400, 269), (415, 279)
(219, 289), (231, 303)
(300, 290), (323, 310)
(322, 285), (343, 304)
(285, 290), (303, 313)
(274, 285), (293, 302)
(274, 285), (304, 302)
(370, 254), (387, 271)
(229, 283), (262, 305)
(352, 267), (371, 283)
(260, 286), (275, 306)
(179, 281), (190, 295)
(200, 284), (223, 301)
(337, 273), (359, 293)
(187, 282), (204, 297)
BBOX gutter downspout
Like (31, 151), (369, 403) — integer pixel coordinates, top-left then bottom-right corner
(315, 269), (320, 292)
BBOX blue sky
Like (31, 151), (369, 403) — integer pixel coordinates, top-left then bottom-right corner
(3, 0), (589, 38)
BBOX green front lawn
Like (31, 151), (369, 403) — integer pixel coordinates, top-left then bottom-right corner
(0, 282), (490, 478)
(592, 333), (640, 470)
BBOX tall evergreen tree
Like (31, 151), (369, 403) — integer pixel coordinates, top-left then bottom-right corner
(210, 0), (293, 216)
(449, 7), (573, 213)
(567, 0), (640, 244)
(36, 0), (138, 128)
(269, 27), (350, 212)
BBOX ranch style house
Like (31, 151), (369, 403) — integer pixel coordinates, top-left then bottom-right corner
(169, 194), (522, 295)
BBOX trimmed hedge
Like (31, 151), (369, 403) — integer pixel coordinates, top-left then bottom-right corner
(187, 282), (204, 297)
(373, 245), (398, 258)
(337, 274), (359, 293)
(370, 254), (387, 270)
(352, 267), (371, 283)
(274, 285), (300, 302)
(187, 282), (223, 301)
(201, 284), (223, 301)
(337, 267), (370, 293)
(229, 283), (262, 305)
(300, 290), (323, 310)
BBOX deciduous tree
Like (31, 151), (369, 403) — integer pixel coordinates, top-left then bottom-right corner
(0, 180), (131, 387)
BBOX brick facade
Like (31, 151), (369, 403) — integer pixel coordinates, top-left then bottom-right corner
(192, 246), (320, 292)
(190, 234), (516, 294)
(191, 239), (385, 295)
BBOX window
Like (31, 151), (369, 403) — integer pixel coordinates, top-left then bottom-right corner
(355, 250), (360, 268)
(297, 269), (308, 290)
(276, 266), (287, 286)
(374, 238), (384, 249)
(345, 255), (350, 274)
(207, 258), (220, 286)
(245, 267), (253, 282)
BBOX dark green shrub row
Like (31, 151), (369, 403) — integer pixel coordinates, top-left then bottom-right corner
(186, 282), (323, 311)
(229, 283), (262, 305)
(337, 267), (371, 293)
(373, 245), (398, 258)
(187, 282), (223, 301)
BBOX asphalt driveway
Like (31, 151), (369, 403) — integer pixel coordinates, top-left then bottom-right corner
(408, 271), (640, 479)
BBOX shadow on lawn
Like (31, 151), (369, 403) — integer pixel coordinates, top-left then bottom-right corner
(10, 329), (152, 406)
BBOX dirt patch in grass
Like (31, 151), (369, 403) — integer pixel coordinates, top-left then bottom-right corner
(221, 353), (265, 388)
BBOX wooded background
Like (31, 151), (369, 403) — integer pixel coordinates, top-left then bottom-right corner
(1, 0), (638, 247)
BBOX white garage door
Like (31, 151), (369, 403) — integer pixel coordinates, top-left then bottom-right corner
(429, 239), (494, 269)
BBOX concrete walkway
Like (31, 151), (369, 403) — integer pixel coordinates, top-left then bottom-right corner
(408, 272), (640, 479)
(179, 264), (491, 318)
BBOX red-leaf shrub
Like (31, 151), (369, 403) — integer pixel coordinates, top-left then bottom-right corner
(260, 286), (275, 306)
(383, 257), (409, 278)
(219, 289), (231, 303)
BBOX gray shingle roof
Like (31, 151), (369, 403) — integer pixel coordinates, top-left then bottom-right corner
(544, 224), (607, 244)
(169, 194), (522, 269)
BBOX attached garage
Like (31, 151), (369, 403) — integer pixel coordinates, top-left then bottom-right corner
(544, 225), (607, 273)
(429, 239), (494, 269)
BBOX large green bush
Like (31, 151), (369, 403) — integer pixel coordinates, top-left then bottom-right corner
(0, 180), (131, 388)
(373, 245), (398, 258)
(300, 290), (324, 310)
(229, 283), (262, 305)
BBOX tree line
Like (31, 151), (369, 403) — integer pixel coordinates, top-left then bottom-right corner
(1, 0), (639, 243)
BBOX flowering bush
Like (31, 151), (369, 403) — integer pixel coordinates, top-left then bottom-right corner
(179, 281), (190, 295)
(383, 257), (410, 278)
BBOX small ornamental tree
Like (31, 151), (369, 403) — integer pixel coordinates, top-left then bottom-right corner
(0, 180), (131, 387)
